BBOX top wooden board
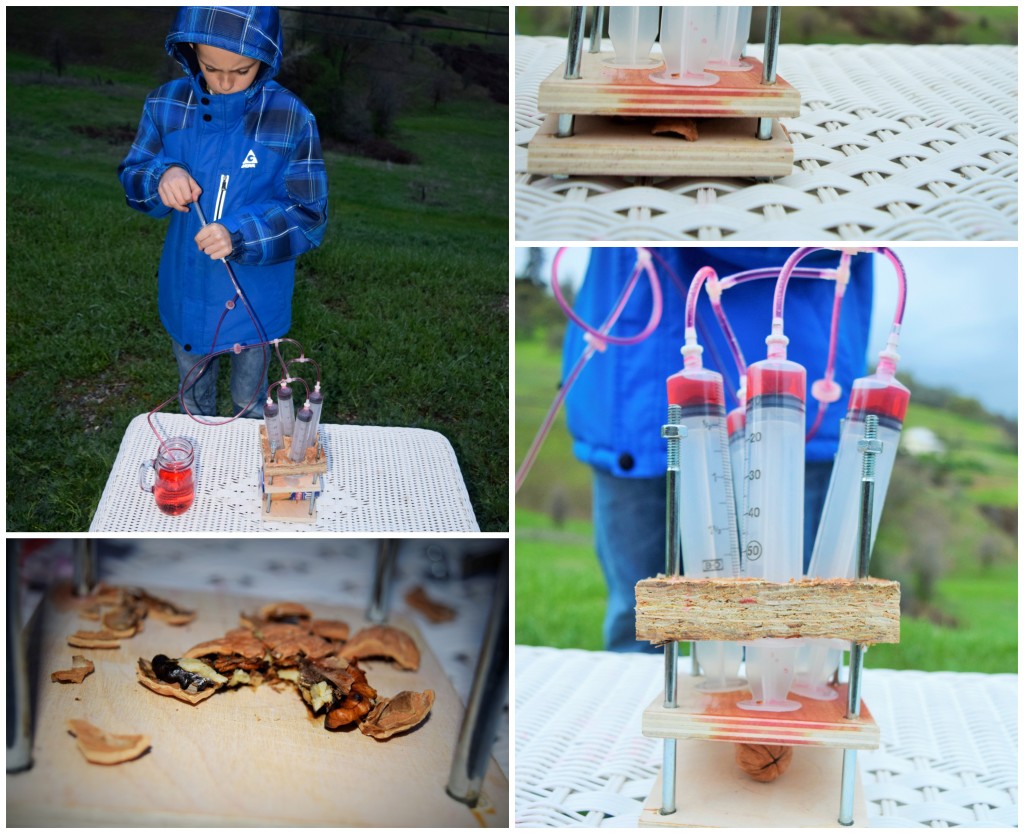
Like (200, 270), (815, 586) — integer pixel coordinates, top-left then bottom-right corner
(7, 583), (508, 827)
(537, 52), (801, 118)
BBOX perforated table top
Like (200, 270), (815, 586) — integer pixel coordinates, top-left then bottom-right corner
(515, 646), (1018, 828)
(89, 413), (479, 532)
(516, 40), (1018, 241)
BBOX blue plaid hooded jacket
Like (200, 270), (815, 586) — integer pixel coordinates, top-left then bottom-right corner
(118, 6), (328, 352)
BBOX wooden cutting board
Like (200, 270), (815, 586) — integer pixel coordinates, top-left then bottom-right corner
(7, 583), (508, 827)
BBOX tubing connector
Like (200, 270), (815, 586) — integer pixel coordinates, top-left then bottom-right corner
(635, 247), (653, 268)
(233, 343), (242, 354)
(835, 253), (852, 293)
(705, 272), (724, 304)
(811, 378), (843, 404)
(583, 332), (608, 353)
(765, 320), (789, 360)
(680, 327), (703, 369)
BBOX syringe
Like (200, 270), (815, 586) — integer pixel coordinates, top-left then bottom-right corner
(289, 400), (314, 462)
(278, 383), (295, 437)
(738, 332), (806, 712)
(794, 364), (910, 699)
(726, 379), (747, 555)
(308, 382), (324, 453)
(263, 397), (283, 457)
(671, 275), (744, 692)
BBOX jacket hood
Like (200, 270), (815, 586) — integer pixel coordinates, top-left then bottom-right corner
(166, 6), (282, 90)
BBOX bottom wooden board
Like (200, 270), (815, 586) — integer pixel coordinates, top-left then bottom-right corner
(640, 739), (867, 827)
(527, 114), (793, 177)
(7, 583), (508, 827)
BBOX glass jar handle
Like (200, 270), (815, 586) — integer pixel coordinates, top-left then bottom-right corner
(138, 459), (156, 493)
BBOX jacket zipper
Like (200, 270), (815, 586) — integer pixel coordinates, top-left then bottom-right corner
(214, 174), (230, 222)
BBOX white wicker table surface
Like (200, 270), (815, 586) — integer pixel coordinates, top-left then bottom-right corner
(515, 39), (1018, 241)
(89, 413), (479, 533)
(515, 645), (1018, 828)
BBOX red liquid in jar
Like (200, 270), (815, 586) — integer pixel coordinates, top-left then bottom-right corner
(153, 466), (194, 516)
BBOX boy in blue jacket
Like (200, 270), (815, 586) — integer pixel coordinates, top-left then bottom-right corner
(119, 7), (329, 417)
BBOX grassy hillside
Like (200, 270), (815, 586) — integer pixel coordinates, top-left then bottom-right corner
(6, 54), (508, 531)
(515, 323), (1018, 672)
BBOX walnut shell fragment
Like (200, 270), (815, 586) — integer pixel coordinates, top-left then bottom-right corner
(404, 586), (456, 623)
(310, 619), (350, 642)
(101, 601), (147, 638)
(51, 655), (95, 684)
(339, 625), (420, 671)
(360, 689), (435, 740)
(68, 630), (122, 649)
(259, 601), (312, 622)
(735, 743), (793, 782)
(184, 627), (269, 673)
(136, 657), (217, 705)
(139, 590), (196, 625)
(652, 118), (699, 142)
(67, 719), (150, 765)
(253, 622), (335, 665)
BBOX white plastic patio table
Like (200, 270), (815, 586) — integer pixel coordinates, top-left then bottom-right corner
(515, 645), (1018, 828)
(89, 413), (479, 532)
(515, 39), (1017, 241)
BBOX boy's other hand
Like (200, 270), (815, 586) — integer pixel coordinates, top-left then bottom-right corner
(159, 166), (202, 212)
(195, 223), (233, 261)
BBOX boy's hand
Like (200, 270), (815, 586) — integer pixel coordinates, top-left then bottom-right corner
(158, 166), (202, 212)
(195, 223), (233, 261)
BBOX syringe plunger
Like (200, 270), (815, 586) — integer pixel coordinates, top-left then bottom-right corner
(278, 384), (295, 437)
(308, 383), (324, 452)
(289, 401), (314, 462)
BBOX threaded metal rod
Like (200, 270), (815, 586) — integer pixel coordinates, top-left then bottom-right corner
(839, 415), (882, 825)
(756, 6), (783, 141)
(660, 406), (686, 815)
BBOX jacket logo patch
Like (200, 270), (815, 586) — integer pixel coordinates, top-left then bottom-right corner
(241, 149), (258, 169)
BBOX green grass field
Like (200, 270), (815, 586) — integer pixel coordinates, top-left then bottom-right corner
(6, 56), (508, 531)
(515, 324), (1017, 673)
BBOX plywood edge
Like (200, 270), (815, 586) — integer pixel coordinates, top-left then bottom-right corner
(640, 680), (880, 750)
(636, 577), (900, 645)
(527, 115), (793, 178)
(537, 53), (801, 118)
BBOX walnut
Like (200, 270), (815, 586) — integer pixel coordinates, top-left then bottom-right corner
(253, 622), (334, 664)
(404, 586), (456, 623)
(67, 719), (150, 765)
(735, 743), (793, 782)
(136, 657), (218, 705)
(339, 625), (420, 671)
(300, 657), (377, 728)
(51, 655), (95, 684)
(359, 689), (435, 740)
(310, 619), (350, 642)
(184, 627), (269, 669)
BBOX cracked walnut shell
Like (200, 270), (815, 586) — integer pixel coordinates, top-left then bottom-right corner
(67, 719), (150, 765)
(339, 625), (420, 671)
(735, 743), (793, 782)
(360, 689), (435, 739)
(51, 655), (95, 684)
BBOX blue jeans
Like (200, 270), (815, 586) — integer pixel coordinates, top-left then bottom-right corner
(593, 460), (833, 653)
(171, 339), (268, 418)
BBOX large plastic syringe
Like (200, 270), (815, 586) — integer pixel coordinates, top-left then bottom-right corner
(671, 271), (745, 692)
(607, 6), (660, 68)
(793, 365), (910, 699)
(738, 337), (806, 712)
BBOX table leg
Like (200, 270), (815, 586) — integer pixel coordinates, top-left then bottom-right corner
(7, 540), (33, 773)
(446, 551), (508, 807)
(366, 540), (398, 624)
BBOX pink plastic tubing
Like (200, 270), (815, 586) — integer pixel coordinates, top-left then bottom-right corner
(516, 247), (664, 494)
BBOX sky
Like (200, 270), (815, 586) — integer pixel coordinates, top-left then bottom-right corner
(515, 247), (1019, 419)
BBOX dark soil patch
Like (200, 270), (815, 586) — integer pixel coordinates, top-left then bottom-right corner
(71, 123), (137, 145)
(323, 136), (419, 166)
